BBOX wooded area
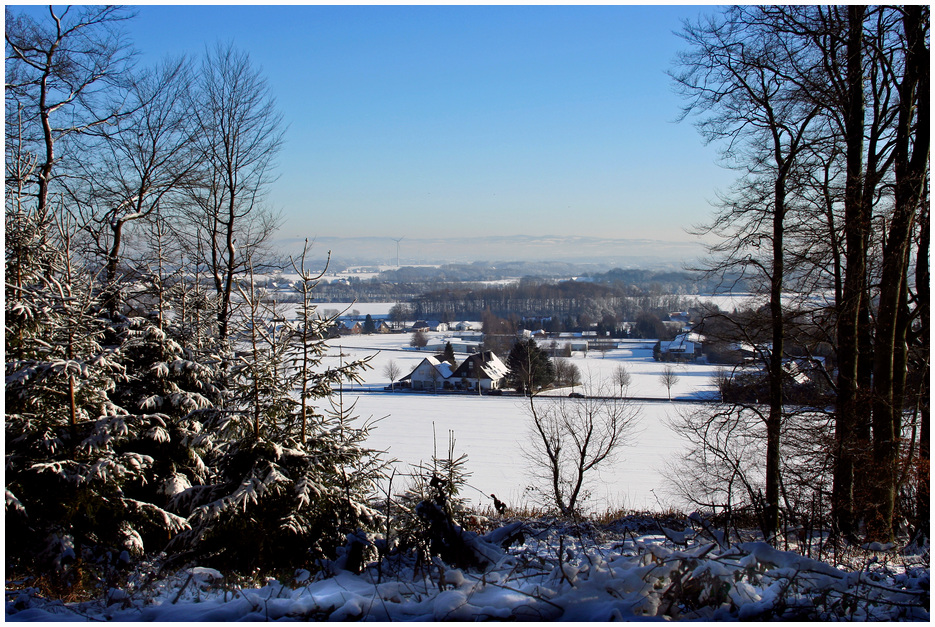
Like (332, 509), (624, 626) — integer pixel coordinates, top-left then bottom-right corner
(5, 6), (382, 587)
(673, 5), (929, 543)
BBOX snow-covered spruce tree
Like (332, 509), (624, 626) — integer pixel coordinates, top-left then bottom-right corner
(506, 338), (555, 394)
(109, 214), (224, 426)
(387, 430), (479, 569)
(5, 214), (188, 582)
(165, 260), (383, 574)
(6, 200), (57, 363)
(103, 277), (224, 542)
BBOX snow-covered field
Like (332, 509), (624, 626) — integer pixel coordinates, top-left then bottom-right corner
(8, 321), (930, 623)
(686, 292), (836, 312)
(317, 331), (721, 512)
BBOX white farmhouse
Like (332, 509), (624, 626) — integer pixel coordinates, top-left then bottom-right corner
(401, 356), (454, 391)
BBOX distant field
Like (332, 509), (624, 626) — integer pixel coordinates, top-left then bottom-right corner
(317, 331), (720, 513)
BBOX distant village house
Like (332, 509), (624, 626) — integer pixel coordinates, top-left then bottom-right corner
(656, 332), (704, 361)
(401, 351), (508, 392)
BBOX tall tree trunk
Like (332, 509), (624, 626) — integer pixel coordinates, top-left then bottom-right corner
(37, 50), (56, 231)
(764, 175), (785, 540)
(103, 219), (125, 317)
(915, 206), (930, 536)
(832, 5), (867, 538)
(867, 5), (929, 541)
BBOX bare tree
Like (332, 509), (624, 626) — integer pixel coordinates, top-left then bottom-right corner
(185, 42), (283, 339)
(797, 5), (931, 542)
(666, 404), (764, 531)
(410, 328), (428, 348)
(553, 357), (581, 388)
(674, 6), (928, 542)
(613, 364), (632, 397)
(388, 303), (412, 330)
(5, 6), (136, 241)
(383, 360), (401, 391)
(660, 365), (680, 401)
(867, 5), (929, 541)
(674, 5), (822, 539)
(667, 403), (834, 543)
(820, 4), (897, 541)
(65, 57), (199, 312)
(523, 382), (640, 516)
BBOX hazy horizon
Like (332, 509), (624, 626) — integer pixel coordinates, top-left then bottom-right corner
(272, 233), (706, 270)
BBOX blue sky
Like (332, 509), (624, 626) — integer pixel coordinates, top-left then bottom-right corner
(20, 5), (735, 246)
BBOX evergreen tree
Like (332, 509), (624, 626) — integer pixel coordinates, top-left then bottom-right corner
(5, 216), (188, 580)
(506, 338), (555, 394)
(164, 257), (385, 573)
(390, 431), (473, 567)
(442, 341), (456, 365)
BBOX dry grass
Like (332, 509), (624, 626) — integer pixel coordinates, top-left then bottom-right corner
(591, 506), (686, 525)
(462, 502), (694, 538)
(7, 560), (108, 604)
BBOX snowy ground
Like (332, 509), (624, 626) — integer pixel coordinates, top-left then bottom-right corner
(686, 292), (836, 312)
(316, 330), (722, 513)
(8, 517), (929, 621)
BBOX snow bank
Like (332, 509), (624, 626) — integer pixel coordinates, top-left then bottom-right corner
(8, 520), (928, 622)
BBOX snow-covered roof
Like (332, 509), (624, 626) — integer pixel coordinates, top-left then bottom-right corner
(436, 362), (454, 379)
(402, 356), (454, 381)
(451, 351), (509, 381)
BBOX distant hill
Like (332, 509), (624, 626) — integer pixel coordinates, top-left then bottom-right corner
(272, 235), (705, 270)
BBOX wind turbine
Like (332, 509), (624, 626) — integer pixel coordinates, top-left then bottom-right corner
(392, 236), (404, 268)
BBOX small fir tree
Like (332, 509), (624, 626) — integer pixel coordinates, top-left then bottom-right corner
(6, 216), (189, 581)
(442, 341), (457, 365)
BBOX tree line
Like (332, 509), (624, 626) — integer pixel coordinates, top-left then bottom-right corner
(672, 5), (928, 544)
(410, 278), (697, 327)
(302, 266), (725, 313)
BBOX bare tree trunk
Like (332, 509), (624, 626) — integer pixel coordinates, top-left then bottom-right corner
(764, 175), (786, 540)
(867, 5), (929, 541)
(37, 81), (54, 232)
(832, 5), (867, 538)
(915, 206), (930, 535)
